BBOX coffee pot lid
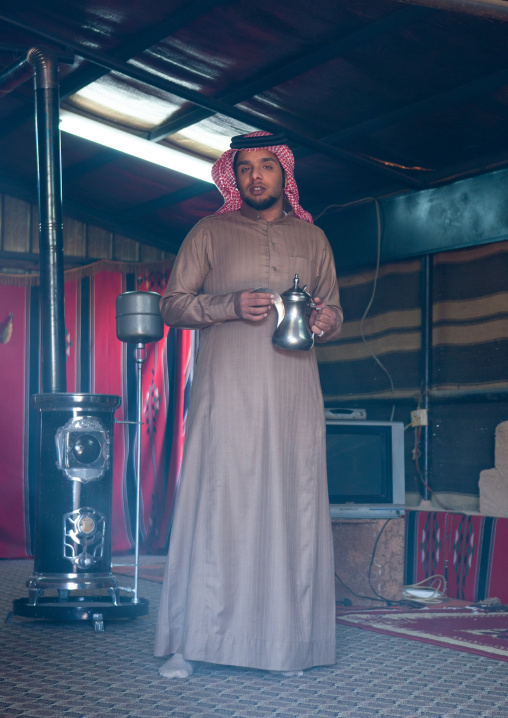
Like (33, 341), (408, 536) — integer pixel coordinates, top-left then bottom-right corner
(281, 274), (311, 301)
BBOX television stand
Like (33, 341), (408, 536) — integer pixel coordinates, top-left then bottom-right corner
(332, 516), (405, 607)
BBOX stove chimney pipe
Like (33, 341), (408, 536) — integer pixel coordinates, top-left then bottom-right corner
(27, 48), (67, 393)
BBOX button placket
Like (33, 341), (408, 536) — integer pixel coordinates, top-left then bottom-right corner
(267, 223), (277, 273)
(258, 220), (270, 285)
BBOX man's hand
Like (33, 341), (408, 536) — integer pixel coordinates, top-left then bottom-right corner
(234, 290), (274, 321)
(310, 297), (336, 338)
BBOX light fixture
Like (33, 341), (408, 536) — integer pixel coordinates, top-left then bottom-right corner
(59, 110), (215, 184)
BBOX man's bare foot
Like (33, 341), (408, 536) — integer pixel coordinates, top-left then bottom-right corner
(159, 654), (194, 678)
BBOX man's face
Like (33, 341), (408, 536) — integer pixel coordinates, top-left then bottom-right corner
(235, 149), (284, 212)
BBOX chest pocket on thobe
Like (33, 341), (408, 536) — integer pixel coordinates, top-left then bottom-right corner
(286, 255), (317, 296)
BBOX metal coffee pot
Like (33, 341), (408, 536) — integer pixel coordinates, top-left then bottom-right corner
(254, 274), (317, 351)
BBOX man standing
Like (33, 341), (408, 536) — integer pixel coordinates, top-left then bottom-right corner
(155, 131), (343, 678)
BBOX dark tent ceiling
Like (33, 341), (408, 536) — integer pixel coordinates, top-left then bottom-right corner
(1, 0), (508, 258)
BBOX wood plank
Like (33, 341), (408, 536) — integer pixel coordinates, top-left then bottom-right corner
(114, 234), (139, 262)
(140, 244), (164, 262)
(31, 204), (39, 255)
(3, 195), (30, 253)
(63, 217), (86, 257)
(88, 225), (113, 259)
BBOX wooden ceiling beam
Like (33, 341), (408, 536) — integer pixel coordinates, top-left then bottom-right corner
(59, 0), (234, 102)
(122, 182), (217, 221)
(396, 0), (508, 21)
(0, 0), (232, 139)
(0, 13), (423, 187)
(62, 151), (118, 183)
(427, 147), (508, 185)
(149, 5), (430, 141)
(318, 66), (508, 148)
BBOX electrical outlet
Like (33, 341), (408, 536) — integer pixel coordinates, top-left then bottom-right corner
(411, 409), (428, 427)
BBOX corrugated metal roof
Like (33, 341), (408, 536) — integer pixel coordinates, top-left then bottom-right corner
(1, 0), (508, 255)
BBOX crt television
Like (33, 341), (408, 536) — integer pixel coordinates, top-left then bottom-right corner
(325, 417), (405, 519)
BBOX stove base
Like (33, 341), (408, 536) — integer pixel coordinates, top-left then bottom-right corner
(11, 595), (149, 631)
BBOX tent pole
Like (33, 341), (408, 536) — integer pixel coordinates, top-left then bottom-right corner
(421, 254), (433, 501)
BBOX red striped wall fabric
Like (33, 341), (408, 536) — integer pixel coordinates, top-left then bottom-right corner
(0, 260), (192, 558)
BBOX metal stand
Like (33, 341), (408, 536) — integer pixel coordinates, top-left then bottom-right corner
(132, 342), (146, 605)
(114, 289), (164, 608)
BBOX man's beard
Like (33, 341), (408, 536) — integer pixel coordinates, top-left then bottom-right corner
(243, 194), (280, 211)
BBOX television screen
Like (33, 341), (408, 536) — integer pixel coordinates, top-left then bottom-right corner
(326, 424), (392, 504)
(325, 420), (405, 519)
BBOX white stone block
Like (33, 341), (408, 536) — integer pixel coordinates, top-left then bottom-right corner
(495, 421), (508, 477)
(479, 467), (508, 518)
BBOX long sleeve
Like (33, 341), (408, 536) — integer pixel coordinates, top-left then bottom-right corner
(313, 234), (343, 343)
(160, 221), (238, 330)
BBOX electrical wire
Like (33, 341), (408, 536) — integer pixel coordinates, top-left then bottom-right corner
(313, 196), (378, 223)
(402, 574), (447, 605)
(316, 203), (450, 546)
(335, 569), (387, 604)
(315, 197), (396, 422)
(412, 422), (451, 511)
(358, 200), (396, 413)
(335, 519), (426, 609)
(402, 390), (451, 510)
(367, 518), (393, 601)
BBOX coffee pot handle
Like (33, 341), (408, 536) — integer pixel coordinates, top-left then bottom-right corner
(306, 293), (319, 348)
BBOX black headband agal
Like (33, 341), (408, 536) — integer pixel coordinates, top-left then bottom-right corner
(229, 132), (288, 150)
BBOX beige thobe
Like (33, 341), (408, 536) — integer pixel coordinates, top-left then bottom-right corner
(154, 204), (343, 671)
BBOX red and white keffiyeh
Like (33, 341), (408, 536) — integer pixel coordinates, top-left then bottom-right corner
(211, 131), (313, 224)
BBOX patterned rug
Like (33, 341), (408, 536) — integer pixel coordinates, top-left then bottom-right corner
(5, 560), (508, 716)
(336, 605), (508, 662)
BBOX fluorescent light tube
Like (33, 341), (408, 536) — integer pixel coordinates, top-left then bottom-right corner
(59, 110), (214, 184)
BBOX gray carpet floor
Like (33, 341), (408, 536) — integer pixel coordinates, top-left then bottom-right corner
(2, 558), (508, 717)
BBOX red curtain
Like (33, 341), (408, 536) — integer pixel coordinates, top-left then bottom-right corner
(0, 260), (192, 558)
(0, 283), (30, 557)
